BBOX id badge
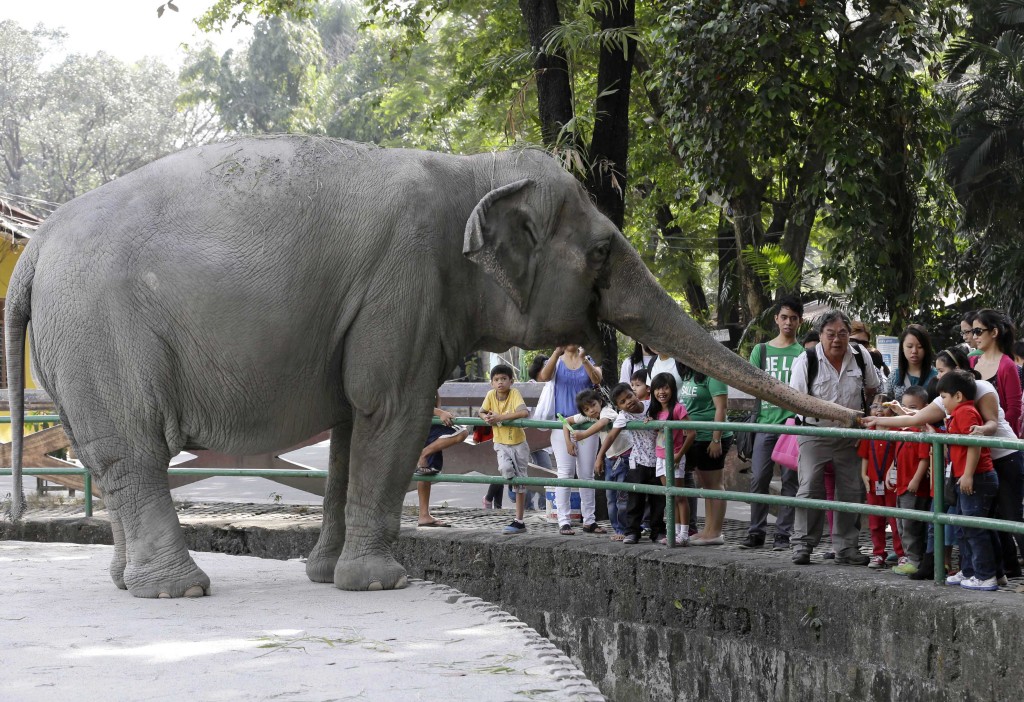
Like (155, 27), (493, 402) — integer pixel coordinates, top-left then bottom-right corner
(945, 462), (952, 478)
(874, 481), (885, 496)
(887, 466), (897, 484)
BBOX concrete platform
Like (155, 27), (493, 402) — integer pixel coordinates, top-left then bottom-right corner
(0, 541), (603, 702)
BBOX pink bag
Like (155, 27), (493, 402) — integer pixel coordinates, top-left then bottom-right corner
(771, 418), (800, 471)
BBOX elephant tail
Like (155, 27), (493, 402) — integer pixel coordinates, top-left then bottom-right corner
(6, 253), (34, 521)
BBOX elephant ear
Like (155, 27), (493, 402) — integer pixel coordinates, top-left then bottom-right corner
(463, 179), (541, 313)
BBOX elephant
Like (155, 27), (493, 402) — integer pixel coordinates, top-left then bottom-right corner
(5, 136), (858, 598)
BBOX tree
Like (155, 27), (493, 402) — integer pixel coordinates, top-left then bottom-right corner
(0, 20), (189, 207)
(651, 1), (960, 332)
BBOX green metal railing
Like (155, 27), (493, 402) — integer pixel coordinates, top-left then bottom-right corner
(4, 415), (1024, 587)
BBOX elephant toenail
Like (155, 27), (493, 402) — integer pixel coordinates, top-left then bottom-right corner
(367, 580), (383, 591)
(159, 592), (171, 599)
(395, 575), (408, 589)
(184, 585), (206, 598)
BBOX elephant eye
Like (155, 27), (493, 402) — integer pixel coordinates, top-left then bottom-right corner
(587, 241), (610, 267)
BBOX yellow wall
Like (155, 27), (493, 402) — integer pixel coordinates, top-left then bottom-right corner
(0, 239), (40, 442)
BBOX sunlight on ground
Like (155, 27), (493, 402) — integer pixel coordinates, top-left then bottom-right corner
(69, 637), (264, 663)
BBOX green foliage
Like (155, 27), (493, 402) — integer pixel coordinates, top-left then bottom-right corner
(0, 20), (190, 206)
(196, 0), (318, 31)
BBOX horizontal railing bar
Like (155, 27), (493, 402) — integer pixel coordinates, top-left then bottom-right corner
(0, 416), (62, 424)
(433, 417), (1024, 451)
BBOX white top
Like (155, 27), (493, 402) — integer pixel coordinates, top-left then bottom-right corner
(646, 357), (684, 397)
(570, 406), (633, 459)
(619, 355), (653, 384)
(931, 379), (1017, 459)
(789, 343), (880, 427)
(613, 400), (657, 466)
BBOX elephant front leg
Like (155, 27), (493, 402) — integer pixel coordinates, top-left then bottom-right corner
(333, 398), (433, 591)
(307, 416), (352, 583)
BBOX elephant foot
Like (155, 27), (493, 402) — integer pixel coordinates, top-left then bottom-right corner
(123, 554), (212, 599)
(333, 553), (409, 591)
(303, 540), (344, 585)
(110, 556), (128, 590)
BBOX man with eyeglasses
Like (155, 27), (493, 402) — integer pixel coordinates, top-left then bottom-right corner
(788, 310), (881, 566)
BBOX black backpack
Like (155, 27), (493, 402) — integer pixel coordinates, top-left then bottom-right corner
(805, 341), (870, 415)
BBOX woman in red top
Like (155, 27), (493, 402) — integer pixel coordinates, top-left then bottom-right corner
(969, 309), (1022, 437)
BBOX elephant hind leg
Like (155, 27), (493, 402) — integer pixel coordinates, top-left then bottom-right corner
(306, 414), (353, 584)
(77, 436), (210, 598)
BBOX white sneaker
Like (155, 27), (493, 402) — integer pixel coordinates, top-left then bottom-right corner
(997, 575), (1009, 587)
(960, 576), (999, 591)
(946, 571), (967, 585)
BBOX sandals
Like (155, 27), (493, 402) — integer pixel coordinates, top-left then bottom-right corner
(610, 533), (625, 542)
(559, 524), (576, 536)
(582, 523), (607, 534)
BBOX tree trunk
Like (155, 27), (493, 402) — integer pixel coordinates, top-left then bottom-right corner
(518, 0), (576, 149)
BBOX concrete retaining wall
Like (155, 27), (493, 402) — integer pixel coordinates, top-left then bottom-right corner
(5, 517), (1022, 701)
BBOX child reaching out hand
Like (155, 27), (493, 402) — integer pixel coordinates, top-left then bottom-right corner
(858, 394), (905, 569)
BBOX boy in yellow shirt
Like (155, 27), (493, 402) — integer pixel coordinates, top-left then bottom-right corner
(479, 364), (531, 534)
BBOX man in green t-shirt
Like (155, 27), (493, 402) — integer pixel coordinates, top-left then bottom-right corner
(740, 296), (805, 550)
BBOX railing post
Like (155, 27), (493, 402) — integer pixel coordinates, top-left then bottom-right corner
(931, 440), (945, 585)
(83, 470), (93, 518)
(664, 425), (676, 547)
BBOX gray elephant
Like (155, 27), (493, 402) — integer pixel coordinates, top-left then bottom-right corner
(5, 136), (857, 598)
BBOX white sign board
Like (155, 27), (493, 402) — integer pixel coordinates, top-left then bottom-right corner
(875, 335), (899, 373)
(710, 329), (731, 343)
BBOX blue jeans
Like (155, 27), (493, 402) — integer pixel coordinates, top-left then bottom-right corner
(605, 454), (630, 535)
(957, 470), (1002, 580)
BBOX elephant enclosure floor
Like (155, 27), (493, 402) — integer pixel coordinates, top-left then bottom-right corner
(0, 541), (603, 702)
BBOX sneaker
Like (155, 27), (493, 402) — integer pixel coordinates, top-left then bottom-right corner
(885, 553), (899, 565)
(835, 552), (870, 566)
(946, 571), (967, 585)
(414, 466), (440, 477)
(823, 550), (836, 560)
(640, 526), (651, 538)
(868, 555), (886, 569)
(960, 576), (999, 591)
(997, 575), (1009, 587)
(502, 520), (526, 535)
(738, 534), (765, 550)
(657, 535), (668, 545)
(893, 561), (919, 576)
(792, 551), (811, 566)
(623, 534), (639, 545)
(483, 498), (493, 509)
(772, 537), (790, 552)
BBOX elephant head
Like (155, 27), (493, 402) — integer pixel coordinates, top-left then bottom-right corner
(464, 149), (859, 425)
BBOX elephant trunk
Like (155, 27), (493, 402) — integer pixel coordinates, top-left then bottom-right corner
(597, 237), (860, 426)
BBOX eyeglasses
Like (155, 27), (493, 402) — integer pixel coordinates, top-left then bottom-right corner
(970, 327), (990, 337)
(959, 329), (972, 338)
(822, 331), (850, 340)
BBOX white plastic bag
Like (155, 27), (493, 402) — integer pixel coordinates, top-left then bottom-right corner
(533, 380), (556, 430)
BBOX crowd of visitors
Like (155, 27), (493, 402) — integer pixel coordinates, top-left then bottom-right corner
(419, 301), (1024, 591)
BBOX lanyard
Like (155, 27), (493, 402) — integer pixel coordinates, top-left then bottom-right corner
(870, 441), (893, 481)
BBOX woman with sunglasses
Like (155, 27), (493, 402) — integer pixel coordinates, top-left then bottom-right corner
(968, 309), (1022, 438)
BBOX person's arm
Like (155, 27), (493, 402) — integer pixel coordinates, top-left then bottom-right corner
(707, 392), (728, 458)
(574, 418), (611, 441)
(861, 457), (872, 492)
(999, 355), (1023, 436)
(537, 347), (563, 382)
(563, 424), (577, 456)
(862, 346), (881, 405)
(959, 446), (980, 495)
(907, 457), (928, 494)
(580, 349), (603, 385)
(676, 429), (695, 462)
(478, 393), (494, 422)
(595, 426), (622, 471)
(971, 392), (1001, 436)
(862, 402), (945, 429)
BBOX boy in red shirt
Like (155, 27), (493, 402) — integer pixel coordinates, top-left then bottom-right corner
(858, 395), (905, 569)
(939, 370), (1002, 591)
(890, 386), (933, 576)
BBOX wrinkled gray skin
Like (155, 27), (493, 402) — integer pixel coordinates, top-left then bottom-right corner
(5, 136), (858, 598)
